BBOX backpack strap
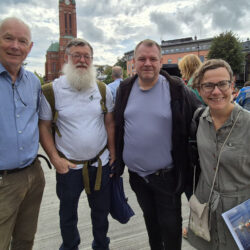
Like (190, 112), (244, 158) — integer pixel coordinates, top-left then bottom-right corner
(97, 81), (107, 114)
(41, 82), (61, 137)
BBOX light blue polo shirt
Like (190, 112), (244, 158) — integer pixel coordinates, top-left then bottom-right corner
(0, 63), (41, 170)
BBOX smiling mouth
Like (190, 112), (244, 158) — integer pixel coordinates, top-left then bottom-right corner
(7, 53), (21, 57)
(209, 97), (225, 102)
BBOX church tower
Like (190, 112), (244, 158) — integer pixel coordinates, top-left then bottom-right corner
(45, 0), (77, 82)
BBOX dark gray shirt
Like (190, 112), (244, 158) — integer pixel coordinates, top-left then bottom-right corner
(123, 75), (173, 177)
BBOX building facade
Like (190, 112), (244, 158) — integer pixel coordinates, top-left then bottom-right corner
(45, 0), (77, 82)
(125, 37), (250, 84)
(125, 37), (212, 77)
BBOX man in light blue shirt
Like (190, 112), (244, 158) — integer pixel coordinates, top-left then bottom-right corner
(0, 17), (45, 250)
(108, 66), (123, 101)
(236, 81), (250, 111)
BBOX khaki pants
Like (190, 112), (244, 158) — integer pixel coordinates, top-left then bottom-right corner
(0, 159), (45, 250)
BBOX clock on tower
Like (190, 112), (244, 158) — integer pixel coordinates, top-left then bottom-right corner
(65, 0), (70, 5)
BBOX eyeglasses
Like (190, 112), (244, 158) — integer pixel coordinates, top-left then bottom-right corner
(68, 53), (93, 61)
(200, 80), (231, 93)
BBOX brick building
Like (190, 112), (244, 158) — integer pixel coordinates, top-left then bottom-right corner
(125, 37), (212, 77)
(45, 0), (77, 82)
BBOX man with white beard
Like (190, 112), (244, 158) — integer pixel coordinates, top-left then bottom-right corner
(39, 38), (115, 250)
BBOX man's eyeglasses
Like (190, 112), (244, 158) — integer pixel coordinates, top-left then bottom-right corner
(200, 80), (231, 93)
(68, 53), (93, 61)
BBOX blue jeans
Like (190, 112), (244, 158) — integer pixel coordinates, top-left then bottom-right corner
(56, 164), (111, 250)
(129, 170), (182, 250)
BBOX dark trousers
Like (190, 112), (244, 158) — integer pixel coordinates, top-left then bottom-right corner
(129, 170), (182, 250)
(56, 164), (111, 250)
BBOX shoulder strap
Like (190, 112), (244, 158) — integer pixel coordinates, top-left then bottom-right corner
(41, 82), (61, 137)
(97, 81), (107, 114)
(42, 82), (55, 119)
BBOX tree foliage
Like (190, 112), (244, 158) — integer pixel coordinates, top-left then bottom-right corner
(103, 66), (112, 84)
(207, 31), (244, 74)
(34, 71), (45, 85)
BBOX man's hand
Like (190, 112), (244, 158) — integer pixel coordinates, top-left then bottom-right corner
(51, 156), (76, 174)
(109, 160), (116, 178)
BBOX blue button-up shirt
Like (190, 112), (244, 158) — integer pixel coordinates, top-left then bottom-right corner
(108, 78), (122, 101)
(0, 63), (41, 170)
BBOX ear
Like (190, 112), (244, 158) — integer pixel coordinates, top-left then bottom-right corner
(28, 42), (33, 53)
(160, 56), (163, 67)
(64, 53), (69, 63)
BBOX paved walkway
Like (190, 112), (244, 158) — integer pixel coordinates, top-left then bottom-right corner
(34, 147), (195, 250)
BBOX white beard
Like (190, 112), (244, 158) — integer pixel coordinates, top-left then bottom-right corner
(62, 61), (96, 91)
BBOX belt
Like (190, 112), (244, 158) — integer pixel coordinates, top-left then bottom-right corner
(154, 167), (173, 177)
(58, 146), (107, 194)
(0, 158), (36, 175)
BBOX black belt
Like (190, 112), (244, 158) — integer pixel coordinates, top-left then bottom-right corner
(154, 167), (173, 177)
(0, 158), (36, 175)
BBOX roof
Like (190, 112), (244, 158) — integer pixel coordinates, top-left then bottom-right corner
(47, 42), (59, 52)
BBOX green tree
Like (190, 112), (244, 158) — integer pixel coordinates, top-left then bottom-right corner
(34, 71), (45, 85)
(207, 31), (244, 74)
(103, 66), (112, 84)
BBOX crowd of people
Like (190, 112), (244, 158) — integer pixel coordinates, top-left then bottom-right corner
(0, 16), (249, 250)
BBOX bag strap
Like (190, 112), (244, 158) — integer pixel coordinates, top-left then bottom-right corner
(97, 81), (107, 114)
(42, 82), (61, 137)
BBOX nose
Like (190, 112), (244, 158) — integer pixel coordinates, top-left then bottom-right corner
(211, 85), (221, 94)
(144, 58), (152, 66)
(79, 56), (86, 63)
(10, 39), (19, 50)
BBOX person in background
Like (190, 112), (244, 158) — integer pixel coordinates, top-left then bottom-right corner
(39, 38), (115, 250)
(188, 59), (250, 250)
(114, 39), (201, 250)
(235, 81), (250, 111)
(0, 17), (45, 250)
(178, 54), (204, 239)
(178, 54), (204, 104)
(108, 66), (123, 101)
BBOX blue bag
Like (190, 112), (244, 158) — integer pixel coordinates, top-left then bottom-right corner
(110, 177), (135, 224)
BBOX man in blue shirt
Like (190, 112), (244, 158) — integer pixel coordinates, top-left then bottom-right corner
(108, 66), (123, 101)
(0, 17), (45, 250)
(236, 81), (250, 111)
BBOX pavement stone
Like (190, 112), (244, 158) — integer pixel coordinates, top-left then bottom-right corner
(34, 147), (195, 250)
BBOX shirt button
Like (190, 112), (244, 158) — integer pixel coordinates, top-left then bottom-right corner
(16, 114), (20, 118)
(18, 130), (22, 134)
(19, 147), (23, 150)
(228, 143), (232, 147)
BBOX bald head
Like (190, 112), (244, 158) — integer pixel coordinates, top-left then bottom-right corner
(112, 66), (123, 79)
(0, 17), (32, 42)
(0, 17), (33, 80)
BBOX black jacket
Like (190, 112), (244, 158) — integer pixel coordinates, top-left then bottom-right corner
(114, 70), (201, 194)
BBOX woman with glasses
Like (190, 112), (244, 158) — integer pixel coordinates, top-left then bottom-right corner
(188, 59), (250, 250)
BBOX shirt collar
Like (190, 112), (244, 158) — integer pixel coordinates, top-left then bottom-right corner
(0, 63), (25, 81)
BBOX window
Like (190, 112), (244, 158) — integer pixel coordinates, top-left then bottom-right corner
(69, 13), (72, 34)
(64, 13), (68, 34)
(178, 57), (182, 62)
(168, 59), (172, 64)
(52, 62), (57, 73)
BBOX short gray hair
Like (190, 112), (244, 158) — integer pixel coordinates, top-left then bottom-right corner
(112, 66), (123, 78)
(0, 17), (31, 41)
(65, 38), (93, 56)
(134, 39), (162, 58)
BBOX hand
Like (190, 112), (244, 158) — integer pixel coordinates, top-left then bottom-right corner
(109, 160), (116, 178)
(51, 156), (76, 174)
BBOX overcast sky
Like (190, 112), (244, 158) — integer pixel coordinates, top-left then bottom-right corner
(1, 0), (250, 75)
